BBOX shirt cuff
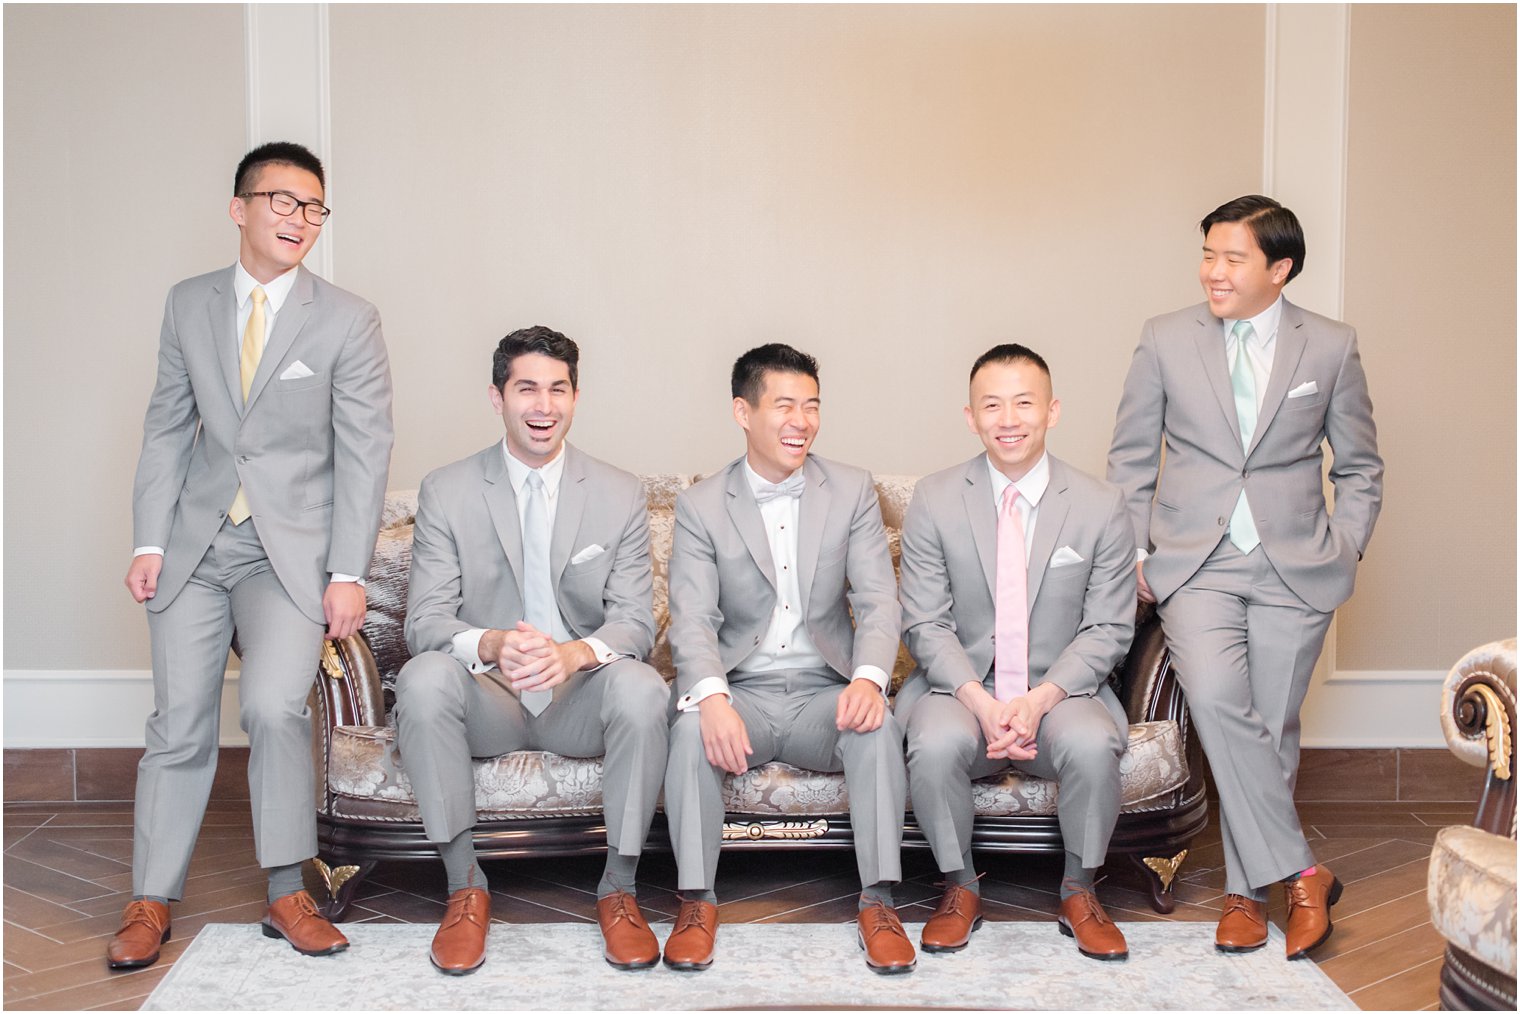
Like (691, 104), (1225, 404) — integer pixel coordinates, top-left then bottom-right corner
(851, 665), (890, 694)
(1135, 547), (1150, 563)
(329, 573), (366, 586)
(580, 637), (626, 671)
(450, 628), (495, 674)
(675, 676), (731, 712)
(133, 547), (165, 558)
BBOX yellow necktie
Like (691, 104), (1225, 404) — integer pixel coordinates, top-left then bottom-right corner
(228, 286), (267, 525)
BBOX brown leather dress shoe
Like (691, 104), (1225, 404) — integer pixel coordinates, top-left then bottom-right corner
(1284, 865), (1343, 959)
(107, 899), (171, 969)
(596, 892), (659, 970)
(430, 888), (491, 975)
(1215, 894), (1269, 953)
(663, 900), (718, 971)
(920, 881), (983, 953)
(857, 899), (916, 974)
(261, 891), (350, 957)
(1057, 887), (1128, 961)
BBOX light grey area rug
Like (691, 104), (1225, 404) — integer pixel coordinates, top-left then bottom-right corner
(144, 921), (1356, 1011)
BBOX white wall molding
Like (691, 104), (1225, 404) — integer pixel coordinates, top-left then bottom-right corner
(244, 2), (335, 281)
(4, 671), (250, 748)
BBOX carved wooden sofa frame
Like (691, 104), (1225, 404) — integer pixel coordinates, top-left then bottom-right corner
(308, 478), (1208, 918)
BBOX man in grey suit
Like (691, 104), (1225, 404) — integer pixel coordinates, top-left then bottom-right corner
(1108, 196), (1382, 958)
(393, 326), (669, 975)
(662, 344), (915, 974)
(114, 142), (393, 968)
(898, 344), (1136, 961)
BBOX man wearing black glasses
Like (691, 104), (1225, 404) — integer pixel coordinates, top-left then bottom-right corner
(111, 142), (394, 968)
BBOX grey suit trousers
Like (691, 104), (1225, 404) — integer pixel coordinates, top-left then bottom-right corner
(897, 676), (1126, 871)
(133, 519), (326, 898)
(664, 667), (907, 892)
(393, 651), (669, 856)
(1157, 539), (1330, 897)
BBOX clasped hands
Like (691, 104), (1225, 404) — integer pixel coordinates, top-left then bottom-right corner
(479, 621), (596, 694)
(956, 680), (1067, 762)
(698, 677), (885, 776)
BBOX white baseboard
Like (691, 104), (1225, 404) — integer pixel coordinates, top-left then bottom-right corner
(3, 670), (250, 748)
(3, 667), (1449, 750)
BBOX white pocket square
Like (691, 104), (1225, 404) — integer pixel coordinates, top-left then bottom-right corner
(279, 361), (315, 380)
(1049, 546), (1085, 568)
(569, 544), (606, 565)
(1288, 380), (1318, 398)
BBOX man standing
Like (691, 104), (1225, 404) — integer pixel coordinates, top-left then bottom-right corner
(898, 344), (1136, 961)
(394, 326), (670, 975)
(114, 142), (393, 967)
(1108, 195), (1382, 958)
(662, 344), (914, 974)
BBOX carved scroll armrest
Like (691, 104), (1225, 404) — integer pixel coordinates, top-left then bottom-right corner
(1116, 603), (1184, 728)
(313, 632), (388, 730)
(1441, 638), (1517, 837)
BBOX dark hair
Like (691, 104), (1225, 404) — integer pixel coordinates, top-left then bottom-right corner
(1200, 195), (1305, 283)
(731, 343), (820, 404)
(969, 343), (1051, 386)
(492, 325), (580, 390)
(234, 141), (326, 196)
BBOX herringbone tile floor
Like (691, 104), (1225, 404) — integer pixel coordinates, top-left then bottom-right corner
(3, 797), (1464, 1010)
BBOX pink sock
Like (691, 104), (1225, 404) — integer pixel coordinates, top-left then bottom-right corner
(1299, 866), (1317, 878)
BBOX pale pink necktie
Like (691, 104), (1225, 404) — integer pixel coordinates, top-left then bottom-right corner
(994, 484), (1030, 701)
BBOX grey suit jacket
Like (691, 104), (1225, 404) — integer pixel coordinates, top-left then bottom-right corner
(899, 454), (1136, 710)
(1107, 299), (1383, 612)
(404, 442), (656, 661)
(132, 264), (394, 623)
(667, 454), (901, 697)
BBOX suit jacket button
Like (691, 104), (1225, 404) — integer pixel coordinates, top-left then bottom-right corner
(1217, 516), (1227, 525)
(238, 455), (250, 463)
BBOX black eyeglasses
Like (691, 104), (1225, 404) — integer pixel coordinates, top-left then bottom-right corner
(239, 190), (332, 225)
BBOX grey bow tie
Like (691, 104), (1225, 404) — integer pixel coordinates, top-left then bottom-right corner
(754, 474), (805, 504)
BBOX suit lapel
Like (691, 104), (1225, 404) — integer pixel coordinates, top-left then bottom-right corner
(551, 446), (588, 585)
(209, 270), (242, 412)
(1026, 459), (1070, 607)
(960, 456), (998, 598)
(481, 446), (526, 600)
(244, 267), (313, 413)
(796, 456), (830, 616)
(725, 461), (777, 589)
(1192, 310), (1244, 450)
(1247, 301), (1309, 457)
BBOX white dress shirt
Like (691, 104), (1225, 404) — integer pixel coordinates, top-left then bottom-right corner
(677, 461), (891, 711)
(449, 441), (620, 675)
(132, 263), (361, 583)
(986, 451), (1048, 554)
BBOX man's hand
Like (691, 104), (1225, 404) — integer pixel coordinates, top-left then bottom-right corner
(1136, 559), (1156, 604)
(323, 581), (367, 639)
(486, 622), (594, 694)
(698, 694), (752, 775)
(125, 554), (163, 603)
(836, 677), (886, 732)
(955, 681), (1036, 761)
(986, 681), (1067, 760)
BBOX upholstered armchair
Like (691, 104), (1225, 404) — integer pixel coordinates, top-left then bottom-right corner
(1427, 638), (1516, 1011)
(307, 476), (1207, 917)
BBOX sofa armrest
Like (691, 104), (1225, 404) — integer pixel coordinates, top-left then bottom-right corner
(1441, 638), (1517, 839)
(1116, 603), (1183, 728)
(313, 633), (388, 730)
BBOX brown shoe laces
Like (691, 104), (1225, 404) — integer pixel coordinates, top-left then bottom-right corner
(860, 900), (908, 939)
(442, 889), (488, 929)
(603, 892), (647, 928)
(930, 875), (985, 918)
(1060, 876), (1114, 926)
(122, 900), (166, 929)
(673, 901), (713, 936)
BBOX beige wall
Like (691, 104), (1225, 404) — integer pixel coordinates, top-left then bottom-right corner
(1, 5), (1512, 703)
(1338, 3), (1517, 669)
(3, 4), (245, 669)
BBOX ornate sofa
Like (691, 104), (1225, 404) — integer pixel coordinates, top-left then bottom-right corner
(1427, 639), (1516, 1011)
(309, 474), (1207, 917)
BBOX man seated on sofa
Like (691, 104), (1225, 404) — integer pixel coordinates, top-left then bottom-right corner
(393, 326), (670, 975)
(662, 344), (914, 975)
(896, 343), (1136, 960)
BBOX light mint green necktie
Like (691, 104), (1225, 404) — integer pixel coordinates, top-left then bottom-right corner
(1228, 320), (1261, 553)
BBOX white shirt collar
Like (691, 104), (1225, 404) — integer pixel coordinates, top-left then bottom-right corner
(502, 440), (567, 496)
(985, 451), (1050, 508)
(233, 261), (299, 315)
(743, 459), (802, 496)
(1224, 294), (1283, 350)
